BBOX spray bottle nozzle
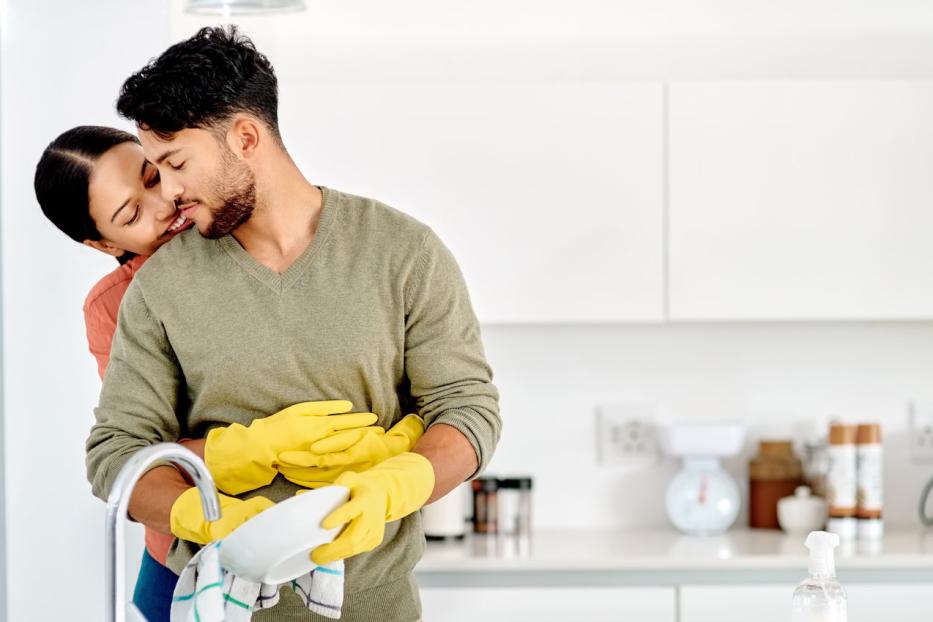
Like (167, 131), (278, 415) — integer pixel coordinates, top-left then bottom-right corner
(804, 530), (840, 578)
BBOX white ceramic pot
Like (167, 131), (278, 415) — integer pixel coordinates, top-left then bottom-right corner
(777, 485), (827, 534)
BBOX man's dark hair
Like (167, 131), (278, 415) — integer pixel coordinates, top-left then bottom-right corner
(117, 26), (280, 142)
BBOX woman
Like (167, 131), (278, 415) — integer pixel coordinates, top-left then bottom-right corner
(35, 125), (194, 621)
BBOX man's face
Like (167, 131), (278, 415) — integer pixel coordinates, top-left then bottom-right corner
(138, 126), (256, 239)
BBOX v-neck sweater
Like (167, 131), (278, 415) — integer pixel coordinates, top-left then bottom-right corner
(86, 186), (501, 620)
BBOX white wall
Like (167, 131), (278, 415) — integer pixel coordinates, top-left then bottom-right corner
(1, 2), (169, 620)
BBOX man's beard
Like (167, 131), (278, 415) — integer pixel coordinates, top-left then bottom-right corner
(203, 149), (257, 240)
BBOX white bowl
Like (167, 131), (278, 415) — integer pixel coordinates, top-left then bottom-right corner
(218, 485), (349, 584)
(777, 486), (827, 534)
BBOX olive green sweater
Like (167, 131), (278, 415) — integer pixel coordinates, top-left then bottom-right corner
(86, 187), (501, 621)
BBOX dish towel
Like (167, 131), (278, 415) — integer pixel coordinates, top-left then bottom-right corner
(170, 541), (345, 621)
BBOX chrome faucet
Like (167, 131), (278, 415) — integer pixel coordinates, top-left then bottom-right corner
(105, 443), (221, 622)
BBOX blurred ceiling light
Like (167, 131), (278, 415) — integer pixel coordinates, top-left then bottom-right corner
(185, 0), (307, 15)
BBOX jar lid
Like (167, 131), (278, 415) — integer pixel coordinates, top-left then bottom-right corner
(758, 440), (795, 456)
(749, 445), (803, 479)
(472, 477), (499, 493)
(829, 422), (857, 445)
(856, 423), (882, 444)
(498, 477), (533, 490)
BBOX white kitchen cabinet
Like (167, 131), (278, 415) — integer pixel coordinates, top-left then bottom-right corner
(679, 585), (789, 622)
(280, 82), (665, 323)
(680, 583), (933, 622)
(668, 81), (933, 320)
(420, 586), (676, 622)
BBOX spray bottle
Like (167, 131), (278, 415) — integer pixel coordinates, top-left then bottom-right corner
(792, 531), (847, 622)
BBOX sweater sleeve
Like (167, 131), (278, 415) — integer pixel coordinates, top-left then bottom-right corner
(85, 280), (183, 501)
(404, 229), (501, 476)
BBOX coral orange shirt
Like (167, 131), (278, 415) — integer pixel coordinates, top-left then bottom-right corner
(83, 254), (177, 567)
(83, 254), (149, 379)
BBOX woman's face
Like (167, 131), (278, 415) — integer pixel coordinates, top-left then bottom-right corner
(85, 141), (193, 258)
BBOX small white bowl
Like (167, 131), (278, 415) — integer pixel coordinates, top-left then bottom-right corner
(219, 485), (349, 584)
(777, 486), (827, 535)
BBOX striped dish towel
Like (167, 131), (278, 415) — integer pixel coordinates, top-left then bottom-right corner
(170, 541), (345, 621)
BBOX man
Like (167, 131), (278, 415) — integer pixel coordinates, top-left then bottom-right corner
(86, 25), (501, 621)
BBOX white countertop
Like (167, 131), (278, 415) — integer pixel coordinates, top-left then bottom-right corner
(417, 528), (933, 573)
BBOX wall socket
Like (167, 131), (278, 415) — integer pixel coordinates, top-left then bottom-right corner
(596, 403), (658, 466)
(909, 401), (933, 463)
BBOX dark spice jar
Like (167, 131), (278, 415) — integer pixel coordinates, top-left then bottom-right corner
(749, 440), (803, 529)
(471, 477), (499, 534)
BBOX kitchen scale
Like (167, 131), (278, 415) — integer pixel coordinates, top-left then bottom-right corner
(659, 422), (746, 535)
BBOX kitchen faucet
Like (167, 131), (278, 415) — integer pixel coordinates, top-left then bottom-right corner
(105, 443), (221, 622)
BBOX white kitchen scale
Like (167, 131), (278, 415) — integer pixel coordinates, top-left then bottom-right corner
(659, 422), (746, 535)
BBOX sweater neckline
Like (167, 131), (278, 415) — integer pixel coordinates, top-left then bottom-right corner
(218, 186), (338, 294)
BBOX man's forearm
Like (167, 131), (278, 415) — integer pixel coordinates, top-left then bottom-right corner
(413, 423), (478, 505)
(127, 438), (206, 534)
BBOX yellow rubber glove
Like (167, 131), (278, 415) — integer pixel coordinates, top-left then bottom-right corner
(310, 452), (435, 565)
(169, 487), (274, 545)
(205, 400), (378, 495)
(276, 414), (425, 488)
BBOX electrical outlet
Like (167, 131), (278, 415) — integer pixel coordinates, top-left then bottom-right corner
(908, 401), (933, 463)
(596, 403), (657, 466)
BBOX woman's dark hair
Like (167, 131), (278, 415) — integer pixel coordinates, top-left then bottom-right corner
(34, 125), (139, 265)
(116, 25), (280, 142)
